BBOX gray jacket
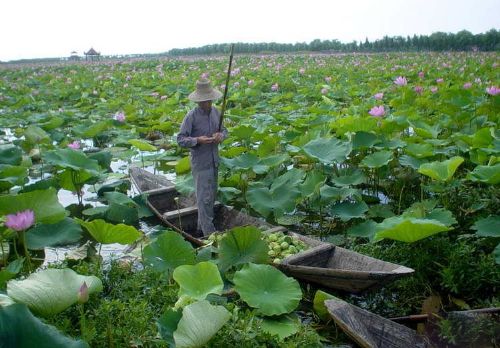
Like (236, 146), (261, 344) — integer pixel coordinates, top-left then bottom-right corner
(177, 106), (228, 171)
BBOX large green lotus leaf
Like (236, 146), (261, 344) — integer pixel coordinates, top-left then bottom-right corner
(233, 263), (301, 316)
(128, 139), (157, 151)
(405, 143), (434, 158)
(103, 191), (137, 206)
(471, 216), (500, 237)
(466, 163), (500, 185)
(157, 308), (182, 347)
(43, 148), (101, 174)
(231, 124), (256, 140)
(175, 174), (195, 195)
(312, 290), (338, 321)
(26, 218), (83, 250)
(24, 125), (51, 145)
(175, 156), (191, 175)
(246, 183), (300, 218)
(0, 303), (88, 347)
(0, 145), (23, 165)
(79, 120), (112, 138)
(351, 131), (379, 149)
(410, 120), (441, 139)
(0, 165), (28, 191)
(173, 261), (223, 300)
(399, 155), (424, 169)
(7, 268), (102, 317)
(261, 314), (300, 340)
(331, 169), (366, 186)
(221, 153), (268, 174)
(299, 169), (326, 198)
(75, 218), (141, 244)
(39, 116), (64, 131)
(329, 201), (369, 221)
(303, 137), (351, 164)
(270, 167), (305, 191)
(361, 150), (393, 168)
(0, 188), (66, 224)
(346, 220), (378, 241)
(173, 300), (231, 348)
(105, 202), (139, 224)
(418, 156), (464, 181)
(87, 151), (113, 170)
(320, 185), (360, 203)
(0, 258), (24, 289)
(143, 231), (196, 274)
(218, 226), (269, 271)
(374, 216), (452, 242)
(259, 153), (289, 168)
(58, 168), (96, 192)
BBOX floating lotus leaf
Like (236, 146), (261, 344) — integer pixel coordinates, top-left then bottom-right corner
(143, 231), (196, 274)
(0, 145), (23, 165)
(0, 188), (66, 224)
(173, 300), (231, 348)
(418, 156), (464, 181)
(75, 218), (141, 244)
(128, 139), (157, 151)
(374, 216), (452, 242)
(218, 226), (269, 271)
(7, 268), (102, 317)
(173, 261), (223, 300)
(261, 314), (300, 340)
(233, 263), (302, 316)
(26, 217), (83, 250)
(471, 216), (500, 237)
(466, 163), (500, 185)
(303, 137), (352, 164)
(361, 150), (393, 168)
(43, 148), (101, 174)
(329, 201), (369, 221)
(0, 303), (88, 347)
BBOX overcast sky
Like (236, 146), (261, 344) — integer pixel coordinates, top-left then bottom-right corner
(1, 0), (499, 61)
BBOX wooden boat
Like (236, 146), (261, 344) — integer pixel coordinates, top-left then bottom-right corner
(325, 298), (431, 348)
(279, 243), (415, 293)
(129, 167), (414, 293)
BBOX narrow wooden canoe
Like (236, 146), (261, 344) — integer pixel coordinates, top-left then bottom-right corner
(279, 243), (414, 293)
(130, 167), (414, 293)
(325, 298), (431, 348)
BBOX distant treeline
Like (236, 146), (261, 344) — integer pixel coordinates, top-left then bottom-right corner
(168, 29), (500, 55)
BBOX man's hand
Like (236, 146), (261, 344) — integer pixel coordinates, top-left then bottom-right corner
(212, 132), (224, 144)
(197, 136), (215, 144)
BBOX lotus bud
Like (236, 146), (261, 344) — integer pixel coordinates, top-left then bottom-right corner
(78, 281), (89, 304)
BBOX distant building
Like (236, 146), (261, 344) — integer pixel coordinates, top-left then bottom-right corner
(69, 51), (80, 61)
(84, 48), (101, 61)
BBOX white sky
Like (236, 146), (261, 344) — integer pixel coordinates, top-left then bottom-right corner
(1, 0), (499, 61)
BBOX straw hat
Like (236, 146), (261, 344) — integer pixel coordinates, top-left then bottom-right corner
(188, 78), (223, 102)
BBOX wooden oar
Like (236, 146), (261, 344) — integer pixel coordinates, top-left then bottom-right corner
(218, 43), (235, 132)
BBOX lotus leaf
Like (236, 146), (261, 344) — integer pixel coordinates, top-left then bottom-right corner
(261, 314), (300, 340)
(43, 148), (101, 174)
(374, 216), (452, 242)
(418, 156), (464, 181)
(157, 308), (182, 347)
(233, 263), (302, 316)
(26, 217), (83, 250)
(173, 261), (223, 300)
(128, 139), (157, 152)
(75, 218), (141, 244)
(246, 183), (300, 218)
(329, 201), (369, 221)
(303, 137), (351, 164)
(361, 150), (393, 168)
(467, 163), (500, 184)
(0, 145), (23, 165)
(143, 231), (196, 274)
(471, 216), (500, 237)
(218, 226), (269, 271)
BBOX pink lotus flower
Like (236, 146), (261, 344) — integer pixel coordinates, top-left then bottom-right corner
(271, 83), (279, 92)
(418, 71), (425, 79)
(321, 88), (328, 95)
(201, 72), (209, 79)
(150, 92), (159, 97)
(68, 141), (81, 149)
(414, 86), (424, 95)
(430, 86), (438, 93)
(369, 105), (385, 117)
(299, 68), (305, 75)
(394, 76), (407, 86)
(78, 282), (89, 304)
(233, 81), (240, 88)
(247, 79), (254, 86)
(373, 92), (384, 100)
(5, 210), (35, 231)
(160, 95), (168, 100)
(114, 111), (126, 122)
(325, 76), (332, 83)
(436, 78), (444, 83)
(463, 82), (472, 89)
(486, 86), (500, 96)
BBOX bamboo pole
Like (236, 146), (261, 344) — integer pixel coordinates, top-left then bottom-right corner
(218, 43), (235, 132)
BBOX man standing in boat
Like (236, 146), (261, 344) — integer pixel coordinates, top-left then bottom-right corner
(177, 78), (228, 236)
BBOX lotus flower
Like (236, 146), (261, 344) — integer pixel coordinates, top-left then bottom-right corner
(430, 86), (438, 93)
(486, 86), (500, 96)
(463, 82), (472, 89)
(78, 282), (89, 304)
(299, 68), (305, 75)
(68, 141), (81, 149)
(369, 105), (385, 117)
(418, 71), (425, 79)
(233, 81), (240, 88)
(325, 76), (332, 83)
(5, 210), (35, 231)
(321, 88), (328, 95)
(160, 95), (168, 100)
(373, 92), (384, 100)
(114, 111), (126, 122)
(271, 83), (279, 92)
(436, 78), (444, 83)
(394, 76), (407, 86)
(414, 86), (424, 95)
(247, 79), (254, 86)
(201, 72), (209, 79)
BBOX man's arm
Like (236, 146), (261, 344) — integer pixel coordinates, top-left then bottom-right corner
(177, 113), (198, 148)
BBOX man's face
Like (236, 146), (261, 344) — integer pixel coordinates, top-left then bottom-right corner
(198, 100), (212, 112)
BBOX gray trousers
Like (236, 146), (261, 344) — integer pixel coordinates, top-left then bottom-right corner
(193, 166), (217, 236)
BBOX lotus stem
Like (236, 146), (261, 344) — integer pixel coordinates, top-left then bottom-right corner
(19, 230), (32, 272)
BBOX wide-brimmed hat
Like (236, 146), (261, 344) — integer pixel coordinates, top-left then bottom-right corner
(188, 78), (223, 102)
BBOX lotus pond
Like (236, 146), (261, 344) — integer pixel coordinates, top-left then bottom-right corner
(0, 52), (499, 347)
